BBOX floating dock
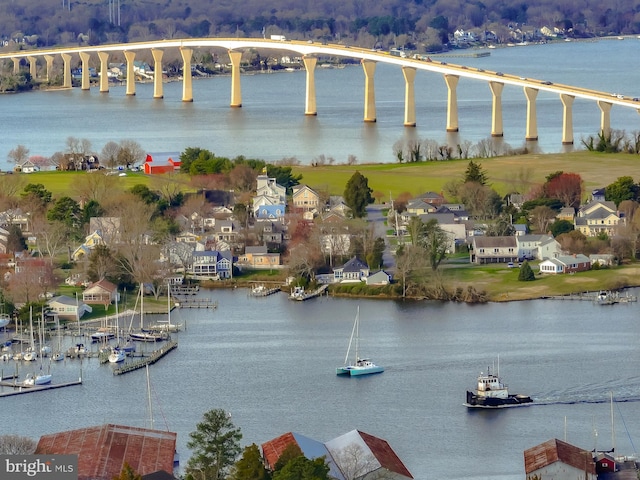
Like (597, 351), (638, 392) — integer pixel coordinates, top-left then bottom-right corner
(249, 286), (281, 297)
(175, 299), (218, 309)
(112, 341), (177, 375)
(0, 379), (83, 397)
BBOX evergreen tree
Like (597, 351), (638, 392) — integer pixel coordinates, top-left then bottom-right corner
(230, 444), (271, 480)
(272, 456), (330, 480)
(113, 462), (142, 480)
(343, 171), (373, 218)
(187, 409), (243, 480)
(518, 261), (535, 281)
(463, 160), (488, 185)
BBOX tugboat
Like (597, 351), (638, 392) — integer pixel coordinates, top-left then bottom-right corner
(465, 363), (532, 408)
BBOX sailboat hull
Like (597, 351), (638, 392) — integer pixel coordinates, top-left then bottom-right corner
(337, 365), (385, 376)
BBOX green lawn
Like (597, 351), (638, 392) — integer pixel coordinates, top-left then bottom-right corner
(440, 262), (640, 301)
(292, 151), (640, 199)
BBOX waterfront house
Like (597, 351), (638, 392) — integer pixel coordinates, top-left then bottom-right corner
(82, 279), (119, 308)
(237, 245), (281, 269)
(589, 253), (615, 267)
(35, 424), (177, 480)
(191, 250), (233, 279)
(524, 438), (596, 480)
(470, 236), (517, 264)
(366, 270), (392, 286)
(47, 295), (92, 320)
(14, 159), (40, 173)
(333, 256), (369, 283)
(539, 254), (590, 274)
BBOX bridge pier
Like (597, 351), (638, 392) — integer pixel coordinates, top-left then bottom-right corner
(151, 48), (164, 99)
(597, 100), (612, 137)
(524, 87), (539, 141)
(124, 50), (136, 96)
(79, 51), (91, 90)
(361, 59), (376, 123)
(229, 50), (242, 107)
(27, 56), (37, 79)
(97, 52), (109, 93)
(444, 74), (459, 132)
(11, 57), (19, 75)
(489, 81), (504, 137)
(303, 56), (317, 116)
(44, 55), (54, 82)
(180, 47), (193, 102)
(61, 53), (72, 88)
(560, 94), (575, 145)
(402, 66), (416, 127)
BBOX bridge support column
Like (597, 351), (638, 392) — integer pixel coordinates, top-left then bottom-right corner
(524, 87), (539, 141)
(124, 50), (136, 96)
(44, 55), (54, 83)
(79, 51), (91, 90)
(180, 47), (193, 102)
(27, 56), (37, 79)
(303, 56), (317, 116)
(61, 53), (72, 88)
(402, 66), (416, 127)
(97, 52), (109, 93)
(11, 57), (19, 74)
(597, 100), (612, 138)
(444, 74), (459, 132)
(151, 48), (164, 99)
(489, 82), (504, 137)
(361, 59), (376, 123)
(229, 50), (242, 107)
(560, 94), (575, 145)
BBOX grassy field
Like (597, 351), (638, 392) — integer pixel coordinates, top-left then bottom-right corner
(440, 262), (640, 301)
(291, 151), (640, 199)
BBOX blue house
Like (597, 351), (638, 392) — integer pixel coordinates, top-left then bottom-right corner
(191, 250), (233, 279)
(333, 256), (370, 283)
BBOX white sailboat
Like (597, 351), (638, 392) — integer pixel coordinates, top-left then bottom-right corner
(149, 283), (182, 332)
(108, 346), (126, 363)
(24, 307), (52, 386)
(22, 308), (38, 362)
(128, 285), (168, 342)
(336, 306), (384, 376)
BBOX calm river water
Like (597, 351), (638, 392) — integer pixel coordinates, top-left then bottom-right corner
(2, 38), (640, 170)
(4, 288), (640, 480)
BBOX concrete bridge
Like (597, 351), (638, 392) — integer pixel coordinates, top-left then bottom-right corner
(2, 38), (639, 145)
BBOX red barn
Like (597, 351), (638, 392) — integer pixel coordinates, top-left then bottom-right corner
(144, 153), (181, 174)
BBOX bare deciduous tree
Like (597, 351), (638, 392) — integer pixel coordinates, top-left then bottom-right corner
(0, 435), (37, 454)
(101, 141), (121, 169)
(7, 144), (29, 164)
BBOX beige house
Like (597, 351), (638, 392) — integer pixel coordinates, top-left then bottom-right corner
(237, 245), (281, 269)
(82, 279), (119, 308)
(292, 185), (320, 214)
(574, 201), (620, 237)
(47, 295), (92, 320)
(470, 236), (518, 264)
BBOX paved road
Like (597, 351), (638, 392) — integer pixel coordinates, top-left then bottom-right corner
(366, 204), (396, 274)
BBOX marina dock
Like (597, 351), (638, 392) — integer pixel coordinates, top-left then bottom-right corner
(289, 284), (329, 301)
(175, 299), (218, 309)
(112, 341), (178, 375)
(249, 284), (281, 297)
(0, 379), (83, 397)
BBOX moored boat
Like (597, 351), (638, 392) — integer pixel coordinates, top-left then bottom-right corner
(464, 362), (532, 408)
(336, 306), (384, 376)
(108, 347), (126, 363)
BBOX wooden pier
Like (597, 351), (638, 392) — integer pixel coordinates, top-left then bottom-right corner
(289, 284), (329, 301)
(175, 299), (218, 309)
(249, 285), (281, 297)
(112, 341), (177, 375)
(0, 379), (83, 397)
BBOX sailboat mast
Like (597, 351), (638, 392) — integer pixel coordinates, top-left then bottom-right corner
(354, 306), (360, 362)
(343, 307), (358, 365)
(146, 365), (154, 429)
(611, 391), (615, 452)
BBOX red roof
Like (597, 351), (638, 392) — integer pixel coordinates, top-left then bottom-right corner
(261, 432), (297, 470)
(35, 424), (177, 480)
(524, 438), (595, 475)
(359, 431), (414, 479)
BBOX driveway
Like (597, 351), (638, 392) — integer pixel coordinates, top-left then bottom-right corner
(366, 204), (396, 273)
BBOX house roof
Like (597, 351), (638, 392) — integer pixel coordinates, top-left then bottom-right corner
(524, 438), (595, 474)
(339, 256), (368, 272)
(48, 295), (81, 307)
(325, 430), (413, 479)
(85, 278), (117, 294)
(245, 245), (268, 254)
(35, 424), (177, 480)
(472, 236), (517, 248)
